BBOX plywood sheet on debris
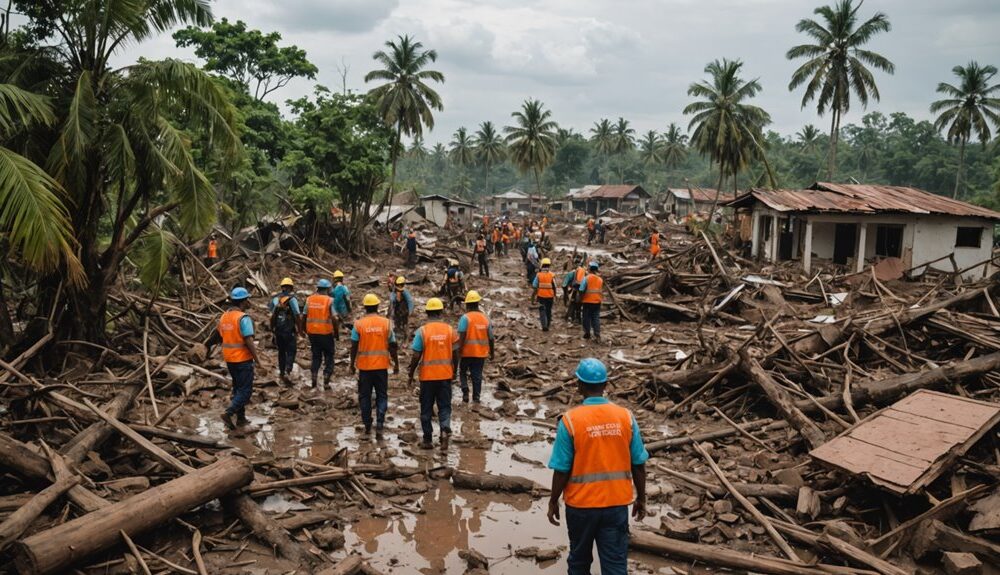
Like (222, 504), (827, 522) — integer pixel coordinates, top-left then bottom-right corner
(809, 390), (1000, 494)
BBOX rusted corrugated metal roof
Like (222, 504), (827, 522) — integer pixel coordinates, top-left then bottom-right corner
(669, 187), (735, 203)
(591, 185), (650, 199)
(727, 182), (1000, 221)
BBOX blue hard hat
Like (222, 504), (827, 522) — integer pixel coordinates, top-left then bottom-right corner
(230, 287), (250, 301)
(317, 279), (332, 289)
(575, 358), (608, 385)
(589, 260), (599, 269)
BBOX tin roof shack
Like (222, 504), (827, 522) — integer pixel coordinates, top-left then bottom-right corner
(568, 185), (650, 215)
(418, 194), (477, 229)
(728, 182), (1000, 280)
(492, 189), (545, 214)
(664, 187), (734, 217)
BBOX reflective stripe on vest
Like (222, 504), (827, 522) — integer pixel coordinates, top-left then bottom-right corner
(563, 403), (635, 508)
(536, 271), (556, 299)
(581, 274), (603, 304)
(460, 311), (491, 358)
(305, 294), (334, 335)
(354, 314), (391, 371)
(218, 310), (253, 363)
(418, 322), (457, 381)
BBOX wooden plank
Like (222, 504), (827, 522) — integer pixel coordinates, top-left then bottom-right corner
(891, 390), (999, 429)
(811, 437), (925, 492)
(847, 416), (965, 462)
(878, 409), (973, 442)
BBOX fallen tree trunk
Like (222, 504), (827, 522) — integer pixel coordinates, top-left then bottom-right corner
(739, 348), (826, 450)
(646, 420), (788, 453)
(0, 475), (79, 550)
(13, 454), (253, 575)
(630, 531), (832, 575)
(61, 385), (142, 464)
(796, 350), (1000, 414)
(0, 433), (108, 513)
(452, 470), (539, 493)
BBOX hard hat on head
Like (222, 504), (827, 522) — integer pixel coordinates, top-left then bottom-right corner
(230, 287), (250, 301)
(425, 297), (444, 311)
(589, 260), (599, 270)
(333, 270), (344, 279)
(395, 276), (406, 285)
(280, 277), (294, 287)
(448, 258), (458, 267)
(575, 358), (608, 385)
(317, 279), (332, 289)
(363, 293), (380, 307)
(541, 258), (551, 266)
(464, 290), (482, 304)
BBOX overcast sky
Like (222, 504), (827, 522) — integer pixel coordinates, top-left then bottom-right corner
(123, 0), (999, 144)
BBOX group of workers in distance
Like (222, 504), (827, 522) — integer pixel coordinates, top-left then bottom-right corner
(472, 215), (548, 279)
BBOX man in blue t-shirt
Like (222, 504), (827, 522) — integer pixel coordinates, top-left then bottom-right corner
(332, 270), (352, 326)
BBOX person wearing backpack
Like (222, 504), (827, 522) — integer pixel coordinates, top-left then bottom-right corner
(269, 277), (301, 385)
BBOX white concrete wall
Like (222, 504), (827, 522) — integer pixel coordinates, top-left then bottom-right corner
(911, 216), (994, 279)
(423, 200), (449, 227)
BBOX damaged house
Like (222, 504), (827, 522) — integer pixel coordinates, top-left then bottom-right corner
(663, 187), (734, 217)
(729, 182), (1000, 280)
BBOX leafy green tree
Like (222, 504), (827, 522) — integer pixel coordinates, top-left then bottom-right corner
(787, 0), (894, 179)
(612, 117), (636, 183)
(589, 118), (614, 183)
(505, 99), (559, 210)
(930, 62), (1000, 198)
(685, 58), (771, 222)
(364, 35), (444, 221)
(174, 18), (317, 101)
(661, 123), (688, 170)
(7, 0), (239, 341)
(474, 121), (506, 195)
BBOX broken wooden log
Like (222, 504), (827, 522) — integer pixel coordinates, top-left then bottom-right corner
(645, 420), (788, 453)
(247, 469), (351, 494)
(0, 432), (108, 513)
(61, 385), (143, 464)
(127, 423), (229, 449)
(911, 519), (1000, 565)
(452, 470), (539, 493)
(316, 555), (364, 575)
(13, 454), (253, 575)
(630, 531), (833, 575)
(739, 348), (826, 450)
(276, 510), (342, 530)
(0, 475), (79, 550)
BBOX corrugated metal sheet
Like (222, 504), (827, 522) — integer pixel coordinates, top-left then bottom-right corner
(728, 183), (1000, 221)
(590, 185), (649, 199)
(668, 188), (734, 203)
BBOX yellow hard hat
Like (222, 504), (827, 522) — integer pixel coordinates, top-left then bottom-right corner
(280, 277), (294, 287)
(540, 258), (551, 266)
(425, 297), (444, 311)
(363, 293), (380, 307)
(333, 270), (344, 279)
(465, 290), (482, 304)
(395, 276), (406, 285)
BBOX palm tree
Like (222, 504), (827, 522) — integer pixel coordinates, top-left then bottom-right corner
(4, 1), (240, 341)
(787, 0), (894, 179)
(612, 117), (636, 183)
(365, 35), (444, 222)
(661, 123), (688, 170)
(504, 99), (559, 212)
(639, 130), (664, 166)
(930, 62), (1000, 198)
(449, 127), (475, 168)
(589, 118), (614, 183)
(684, 58), (771, 223)
(474, 121), (506, 195)
(407, 135), (428, 159)
(796, 124), (822, 154)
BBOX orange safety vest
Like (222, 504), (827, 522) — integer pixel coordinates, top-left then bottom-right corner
(418, 321), (457, 381)
(515, 229), (522, 241)
(460, 311), (491, 358)
(587, 220), (595, 231)
(536, 271), (556, 299)
(475, 239), (486, 253)
(562, 402), (636, 508)
(502, 234), (510, 244)
(305, 294), (334, 335)
(573, 267), (586, 285)
(492, 229), (500, 243)
(218, 310), (253, 363)
(581, 274), (603, 304)
(354, 314), (392, 371)
(207, 240), (218, 258)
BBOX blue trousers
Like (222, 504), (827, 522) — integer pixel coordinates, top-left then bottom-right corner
(225, 360), (254, 418)
(358, 369), (388, 429)
(582, 303), (601, 339)
(538, 297), (554, 329)
(419, 379), (452, 442)
(459, 357), (485, 401)
(566, 505), (629, 575)
(275, 332), (296, 376)
(308, 334), (335, 377)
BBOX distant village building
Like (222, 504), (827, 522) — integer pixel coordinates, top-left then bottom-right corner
(566, 185), (650, 215)
(492, 188), (545, 214)
(418, 194), (477, 228)
(664, 187), (734, 217)
(728, 182), (1000, 280)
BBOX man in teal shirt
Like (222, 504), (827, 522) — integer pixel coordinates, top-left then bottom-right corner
(332, 270), (352, 325)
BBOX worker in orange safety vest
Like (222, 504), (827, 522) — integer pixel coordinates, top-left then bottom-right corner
(407, 298), (459, 450)
(547, 357), (648, 575)
(350, 294), (399, 440)
(305, 279), (339, 389)
(533, 258), (557, 331)
(577, 261), (604, 343)
(457, 290), (494, 404)
(214, 287), (265, 431)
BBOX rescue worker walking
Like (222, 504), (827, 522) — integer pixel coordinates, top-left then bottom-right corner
(407, 298), (460, 449)
(649, 230), (661, 260)
(533, 258), (557, 331)
(269, 278), (301, 384)
(492, 226), (503, 256)
(332, 270), (352, 326)
(547, 358), (648, 575)
(405, 231), (418, 268)
(305, 279), (339, 389)
(564, 260), (586, 324)
(577, 261), (604, 343)
(457, 291), (494, 403)
(586, 218), (596, 245)
(474, 234), (490, 277)
(526, 241), (540, 285)
(387, 276), (414, 342)
(206, 234), (219, 266)
(443, 259), (465, 312)
(216, 287), (264, 430)
(350, 294), (399, 440)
